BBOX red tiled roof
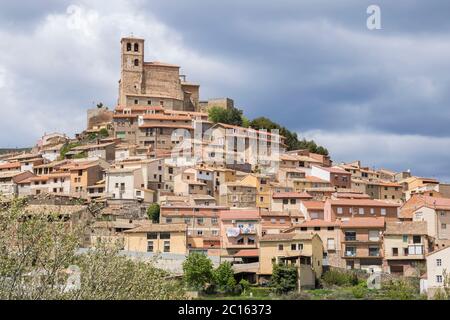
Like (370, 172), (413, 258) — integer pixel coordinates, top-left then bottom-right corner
(233, 249), (259, 257)
(0, 162), (21, 170)
(220, 210), (260, 220)
(272, 192), (313, 199)
(338, 217), (385, 228)
(302, 201), (325, 210)
(330, 199), (400, 207)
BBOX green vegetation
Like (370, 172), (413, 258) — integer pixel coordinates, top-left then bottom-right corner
(146, 203), (160, 223)
(59, 142), (81, 159)
(321, 269), (359, 287)
(271, 263), (298, 294)
(213, 261), (236, 293)
(182, 252), (214, 291)
(0, 198), (185, 300)
(207, 106), (328, 155)
(208, 106), (245, 127)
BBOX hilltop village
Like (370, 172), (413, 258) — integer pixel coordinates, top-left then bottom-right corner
(1, 36), (449, 297)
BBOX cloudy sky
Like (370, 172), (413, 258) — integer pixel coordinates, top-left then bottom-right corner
(1, 0), (450, 180)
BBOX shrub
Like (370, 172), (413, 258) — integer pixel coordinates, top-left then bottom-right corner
(322, 269), (357, 287)
(351, 283), (368, 299)
(239, 279), (251, 295)
(182, 252), (214, 291)
(213, 261), (236, 293)
(271, 263), (298, 294)
(384, 279), (417, 300)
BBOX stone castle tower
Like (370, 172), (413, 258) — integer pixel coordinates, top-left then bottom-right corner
(118, 36), (199, 111)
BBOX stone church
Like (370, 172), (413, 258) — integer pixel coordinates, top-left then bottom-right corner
(118, 36), (200, 111)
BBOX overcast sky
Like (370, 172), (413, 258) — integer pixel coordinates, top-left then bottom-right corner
(1, 0), (450, 180)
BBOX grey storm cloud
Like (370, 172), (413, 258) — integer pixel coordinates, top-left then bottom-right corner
(1, 0), (450, 180)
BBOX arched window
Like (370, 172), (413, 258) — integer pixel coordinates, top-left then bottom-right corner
(126, 43), (131, 51)
(134, 43), (139, 52)
(134, 59), (139, 66)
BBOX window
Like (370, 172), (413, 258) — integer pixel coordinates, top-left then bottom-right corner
(147, 241), (153, 252)
(283, 199), (289, 205)
(337, 207), (343, 214)
(368, 246), (380, 257)
(248, 237), (255, 245)
(441, 223), (447, 230)
(197, 218), (204, 225)
(300, 227), (307, 231)
(392, 248), (398, 256)
(403, 235), (408, 243)
(440, 211), (446, 217)
(290, 199), (296, 204)
(314, 227), (321, 231)
(134, 59), (139, 66)
(271, 218), (276, 224)
(369, 230), (379, 241)
(381, 208), (386, 216)
(260, 197), (264, 202)
(147, 100), (152, 105)
(126, 42), (131, 51)
(278, 244), (284, 251)
(165, 218), (172, 223)
(280, 218), (285, 224)
(291, 244), (297, 250)
(358, 208), (364, 215)
(160, 232), (170, 240)
(197, 230), (203, 236)
(237, 237), (244, 244)
(327, 226), (334, 231)
(370, 208), (375, 214)
(212, 217), (218, 225)
(327, 238), (335, 250)
(412, 235), (421, 244)
(147, 233), (157, 240)
(345, 246), (356, 257)
(437, 275), (443, 283)
(184, 218), (191, 224)
(437, 259), (442, 267)
(212, 230), (219, 236)
(134, 99), (138, 105)
(163, 241), (170, 252)
(345, 231), (356, 241)
(134, 43), (139, 52)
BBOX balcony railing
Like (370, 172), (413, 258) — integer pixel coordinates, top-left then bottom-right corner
(345, 236), (356, 241)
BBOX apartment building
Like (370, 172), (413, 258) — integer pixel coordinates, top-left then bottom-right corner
(239, 174), (272, 209)
(260, 211), (292, 235)
(160, 205), (227, 255)
(219, 181), (257, 208)
(70, 141), (116, 162)
(340, 217), (385, 272)
(383, 221), (429, 276)
(288, 220), (341, 268)
(424, 246), (450, 297)
(60, 161), (107, 198)
(220, 210), (261, 261)
(310, 166), (352, 189)
(300, 200), (325, 220)
(124, 223), (188, 255)
(258, 233), (323, 288)
(271, 192), (313, 214)
(324, 198), (400, 222)
(400, 195), (450, 249)
(28, 172), (71, 196)
(0, 171), (35, 198)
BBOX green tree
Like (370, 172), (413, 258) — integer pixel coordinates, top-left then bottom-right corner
(146, 203), (160, 223)
(182, 252), (214, 290)
(98, 128), (109, 138)
(271, 263), (298, 295)
(59, 142), (81, 159)
(0, 198), (185, 300)
(249, 117), (328, 155)
(208, 106), (244, 127)
(213, 261), (236, 292)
